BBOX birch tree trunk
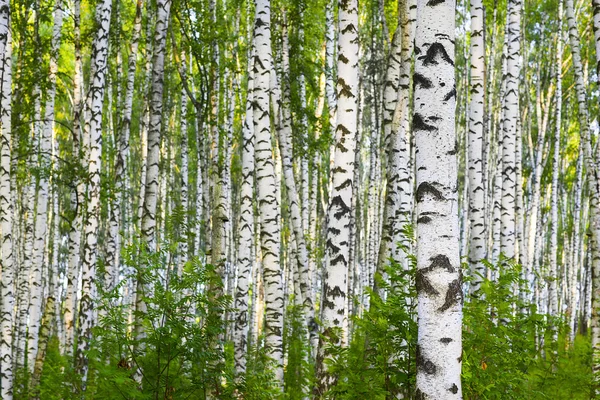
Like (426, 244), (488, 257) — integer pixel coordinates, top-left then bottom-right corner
(135, 0), (171, 351)
(75, 0), (112, 385)
(413, 0), (462, 396)
(28, 0), (64, 371)
(233, 44), (254, 376)
(500, 0), (522, 260)
(278, 16), (311, 320)
(106, 0), (143, 293)
(0, 22), (13, 400)
(253, 0), (284, 385)
(549, 4), (561, 338)
(467, 0), (486, 292)
(64, 0), (83, 357)
(316, 0), (359, 393)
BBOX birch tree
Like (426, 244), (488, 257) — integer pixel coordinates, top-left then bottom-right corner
(316, 0), (359, 392)
(253, 0), (284, 385)
(467, 0), (486, 292)
(76, 0), (112, 385)
(413, 0), (462, 396)
(0, 20), (13, 400)
(500, 0), (521, 260)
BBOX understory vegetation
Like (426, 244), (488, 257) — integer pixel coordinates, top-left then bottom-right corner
(17, 239), (593, 399)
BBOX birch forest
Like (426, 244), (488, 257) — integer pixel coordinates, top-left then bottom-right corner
(1, 0), (600, 398)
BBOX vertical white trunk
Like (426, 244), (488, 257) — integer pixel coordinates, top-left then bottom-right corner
(0, 24), (13, 400)
(253, 0), (284, 385)
(467, 0), (486, 292)
(106, 0), (143, 294)
(569, 0), (600, 379)
(378, 0), (416, 278)
(316, 0), (358, 392)
(75, 0), (112, 385)
(413, 0), (462, 397)
(277, 16), (312, 321)
(500, 0), (521, 260)
(135, 0), (171, 351)
(233, 43), (254, 375)
(28, 0), (64, 372)
(64, 0), (83, 357)
(179, 63), (189, 271)
(549, 6), (562, 327)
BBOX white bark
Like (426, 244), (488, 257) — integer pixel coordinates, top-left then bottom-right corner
(317, 0), (359, 392)
(277, 16), (312, 320)
(75, 0), (112, 385)
(64, 0), (83, 357)
(27, 0), (64, 372)
(500, 0), (521, 260)
(0, 24), (13, 400)
(253, 0), (284, 385)
(467, 0), (486, 292)
(135, 0), (171, 346)
(233, 43), (254, 375)
(413, 0), (461, 397)
(549, 8), (562, 325)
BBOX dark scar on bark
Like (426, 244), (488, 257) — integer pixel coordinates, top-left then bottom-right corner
(416, 182), (445, 202)
(444, 86), (457, 101)
(416, 345), (437, 375)
(449, 383), (459, 394)
(438, 279), (462, 312)
(413, 113), (436, 132)
(416, 269), (439, 296)
(414, 73), (433, 89)
(420, 42), (455, 66)
(417, 215), (432, 224)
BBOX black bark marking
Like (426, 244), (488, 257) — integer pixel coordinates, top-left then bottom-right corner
(443, 86), (457, 101)
(427, 0), (445, 5)
(449, 383), (459, 394)
(417, 215), (432, 224)
(415, 389), (426, 400)
(413, 113), (435, 132)
(416, 182), (445, 202)
(416, 269), (439, 296)
(338, 53), (349, 64)
(414, 73), (433, 89)
(440, 337), (453, 344)
(420, 42), (454, 66)
(428, 254), (455, 273)
(438, 279), (462, 312)
(338, 78), (355, 98)
(416, 345), (437, 375)
(447, 140), (458, 155)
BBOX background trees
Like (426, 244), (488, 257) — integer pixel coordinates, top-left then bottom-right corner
(0, 0), (599, 398)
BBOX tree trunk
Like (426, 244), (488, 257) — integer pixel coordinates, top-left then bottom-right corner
(500, 0), (522, 260)
(413, 0), (462, 397)
(316, 0), (359, 393)
(0, 22), (13, 400)
(253, 0), (284, 385)
(467, 0), (486, 292)
(75, 0), (112, 386)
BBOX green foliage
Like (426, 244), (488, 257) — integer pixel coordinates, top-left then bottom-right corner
(462, 260), (593, 399)
(325, 259), (417, 399)
(283, 301), (314, 399)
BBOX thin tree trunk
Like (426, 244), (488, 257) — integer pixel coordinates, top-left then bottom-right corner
(316, 0), (359, 393)
(253, 0), (284, 385)
(500, 0), (522, 260)
(75, 0), (113, 386)
(467, 0), (486, 292)
(0, 22), (13, 400)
